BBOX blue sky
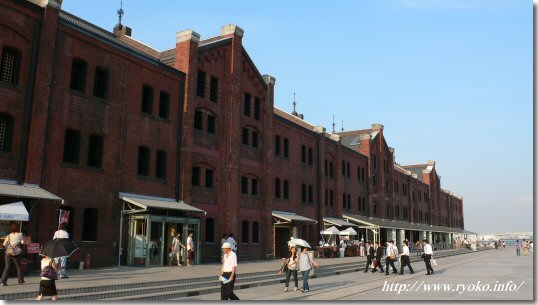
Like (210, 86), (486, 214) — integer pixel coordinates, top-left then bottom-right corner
(62, 0), (533, 234)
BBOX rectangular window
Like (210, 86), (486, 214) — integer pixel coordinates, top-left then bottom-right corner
(70, 58), (87, 92)
(137, 146), (150, 176)
(254, 97), (261, 120)
(194, 110), (203, 130)
(325, 189), (328, 206)
(0, 47), (21, 85)
(87, 134), (103, 168)
(275, 135), (281, 155)
(242, 128), (249, 145)
(347, 162), (350, 177)
(93, 67), (108, 99)
(347, 194), (351, 209)
(386, 206), (391, 218)
(192, 166), (201, 186)
(210, 76), (218, 102)
(342, 161), (346, 176)
(0, 114), (14, 152)
(330, 190), (334, 207)
(251, 178), (258, 195)
(358, 197), (362, 211)
(283, 138), (289, 158)
(283, 180), (289, 199)
(241, 176), (248, 194)
(308, 148), (313, 165)
(301, 145), (306, 163)
(159, 91), (170, 119)
(308, 185), (313, 203)
(197, 70), (206, 97)
(244, 93), (251, 116)
(63, 129), (81, 164)
(275, 178), (281, 198)
(301, 184), (307, 202)
(141, 85), (153, 114)
(342, 193), (346, 209)
(252, 131), (259, 148)
(205, 169), (214, 188)
(207, 114), (216, 134)
(156, 150), (167, 179)
(329, 162), (334, 178)
(325, 160), (328, 177)
(361, 168), (365, 181)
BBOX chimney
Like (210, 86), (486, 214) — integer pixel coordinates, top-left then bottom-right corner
(220, 24), (244, 39)
(33, 0), (63, 9)
(114, 25), (132, 37)
(371, 123), (384, 130)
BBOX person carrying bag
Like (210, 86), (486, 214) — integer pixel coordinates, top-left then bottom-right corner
(1, 223), (25, 286)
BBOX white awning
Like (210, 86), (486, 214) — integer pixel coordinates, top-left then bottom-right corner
(0, 201), (29, 221)
(272, 211), (317, 224)
(340, 227), (358, 236)
(0, 180), (63, 202)
(323, 217), (357, 227)
(320, 226), (340, 235)
(119, 192), (206, 214)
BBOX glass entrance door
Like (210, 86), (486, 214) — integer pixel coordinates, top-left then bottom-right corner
(149, 221), (163, 266)
(129, 218), (147, 267)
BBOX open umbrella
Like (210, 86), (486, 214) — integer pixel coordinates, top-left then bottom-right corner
(288, 238), (311, 248)
(40, 239), (79, 258)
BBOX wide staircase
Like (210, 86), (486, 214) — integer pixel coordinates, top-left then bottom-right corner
(2, 247), (489, 300)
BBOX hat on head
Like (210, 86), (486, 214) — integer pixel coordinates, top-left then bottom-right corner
(222, 242), (232, 249)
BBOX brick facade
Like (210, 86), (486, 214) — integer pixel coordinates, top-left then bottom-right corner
(0, 0), (464, 267)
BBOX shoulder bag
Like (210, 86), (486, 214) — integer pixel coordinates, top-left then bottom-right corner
(40, 261), (58, 280)
(6, 235), (22, 257)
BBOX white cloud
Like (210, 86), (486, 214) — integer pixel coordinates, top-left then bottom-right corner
(511, 195), (533, 208)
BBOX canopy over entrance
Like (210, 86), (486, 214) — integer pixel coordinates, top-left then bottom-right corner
(0, 180), (63, 202)
(272, 211), (317, 224)
(119, 192), (206, 214)
(0, 201), (29, 221)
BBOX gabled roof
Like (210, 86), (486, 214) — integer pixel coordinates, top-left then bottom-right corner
(338, 129), (379, 150)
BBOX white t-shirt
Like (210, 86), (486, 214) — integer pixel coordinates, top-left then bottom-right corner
(401, 245), (410, 256)
(424, 243), (433, 255)
(4, 233), (23, 247)
(53, 229), (69, 239)
(222, 251), (237, 272)
(186, 236), (194, 251)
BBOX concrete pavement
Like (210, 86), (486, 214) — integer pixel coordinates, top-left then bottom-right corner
(184, 248), (532, 301)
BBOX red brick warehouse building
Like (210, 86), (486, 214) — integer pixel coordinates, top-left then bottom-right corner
(0, 0), (469, 268)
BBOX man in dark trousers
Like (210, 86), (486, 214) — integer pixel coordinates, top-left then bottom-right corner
(399, 240), (414, 274)
(423, 239), (434, 275)
(371, 241), (385, 273)
(385, 240), (398, 275)
(220, 242), (239, 300)
(364, 241), (375, 272)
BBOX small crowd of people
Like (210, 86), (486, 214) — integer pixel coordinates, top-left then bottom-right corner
(167, 232), (195, 267)
(363, 239), (435, 276)
(515, 240), (533, 256)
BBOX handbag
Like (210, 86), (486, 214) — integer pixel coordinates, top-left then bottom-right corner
(40, 262), (58, 280)
(6, 236), (22, 257)
(279, 258), (290, 273)
(389, 247), (397, 261)
(430, 258), (438, 267)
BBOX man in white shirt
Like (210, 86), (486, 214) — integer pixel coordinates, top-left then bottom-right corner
(423, 239), (434, 275)
(399, 240), (414, 275)
(220, 242), (239, 300)
(384, 240), (398, 275)
(53, 223), (70, 279)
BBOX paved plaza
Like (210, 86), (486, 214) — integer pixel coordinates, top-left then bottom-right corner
(184, 249), (533, 301)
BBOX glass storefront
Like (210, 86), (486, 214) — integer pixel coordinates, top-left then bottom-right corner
(126, 215), (200, 267)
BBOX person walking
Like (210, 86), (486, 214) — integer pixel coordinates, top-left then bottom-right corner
(515, 240), (521, 256)
(1, 223), (25, 286)
(523, 240), (529, 256)
(371, 241), (384, 273)
(220, 242), (239, 300)
(36, 255), (58, 301)
(52, 223), (69, 279)
(399, 240), (414, 275)
(282, 246), (299, 292)
(364, 242), (375, 273)
(423, 239), (434, 275)
(186, 232), (195, 267)
(169, 232), (185, 266)
(298, 247), (319, 293)
(385, 241), (398, 275)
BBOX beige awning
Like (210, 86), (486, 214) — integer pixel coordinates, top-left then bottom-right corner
(119, 192), (206, 214)
(323, 217), (358, 227)
(272, 211), (317, 224)
(0, 180), (63, 202)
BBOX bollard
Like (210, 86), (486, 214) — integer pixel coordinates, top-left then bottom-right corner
(78, 261), (85, 270)
(85, 253), (91, 269)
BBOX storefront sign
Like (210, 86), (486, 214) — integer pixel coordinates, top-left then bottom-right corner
(27, 243), (40, 254)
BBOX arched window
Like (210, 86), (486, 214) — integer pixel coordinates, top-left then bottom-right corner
(241, 220), (249, 243)
(0, 47), (21, 85)
(205, 218), (215, 242)
(252, 221), (260, 243)
(82, 208), (98, 241)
